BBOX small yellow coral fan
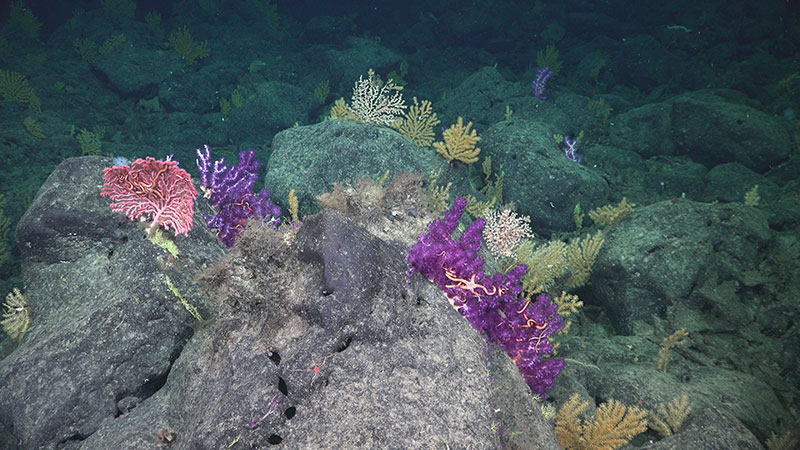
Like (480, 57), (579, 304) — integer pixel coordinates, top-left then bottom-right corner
(589, 198), (635, 227)
(648, 394), (691, 437)
(393, 97), (440, 147)
(328, 97), (357, 120)
(555, 393), (648, 450)
(2, 288), (31, 340)
(169, 26), (210, 65)
(23, 116), (45, 139)
(434, 117), (481, 164)
(565, 231), (604, 289)
(0, 69), (41, 112)
(658, 328), (689, 372)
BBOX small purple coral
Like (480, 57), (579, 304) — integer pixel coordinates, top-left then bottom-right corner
(562, 136), (582, 163)
(532, 66), (554, 100)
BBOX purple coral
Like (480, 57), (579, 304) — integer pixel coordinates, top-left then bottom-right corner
(407, 197), (564, 397)
(196, 145), (281, 247)
(196, 145), (260, 207)
(562, 136), (582, 163)
(532, 66), (554, 100)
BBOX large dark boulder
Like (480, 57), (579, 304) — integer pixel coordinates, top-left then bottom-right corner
(0, 156), (224, 447)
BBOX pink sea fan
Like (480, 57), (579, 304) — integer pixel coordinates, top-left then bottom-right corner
(101, 156), (198, 236)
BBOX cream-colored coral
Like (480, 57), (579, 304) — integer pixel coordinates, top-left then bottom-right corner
(349, 69), (406, 126)
(483, 207), (533, 258)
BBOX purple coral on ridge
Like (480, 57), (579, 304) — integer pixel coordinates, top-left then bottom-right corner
(407, 197), (565, 396)
(196, 145), (281, 247)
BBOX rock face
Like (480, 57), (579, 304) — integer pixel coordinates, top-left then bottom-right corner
(591, 198), (771, 335)
(611, 90), (792, 173)
(0, 156), (559, 449)
(482, 119), (610, 236)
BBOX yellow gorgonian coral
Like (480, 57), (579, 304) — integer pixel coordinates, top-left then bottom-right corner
(9, 1), (42, 39)
(393, 97), (440, 147)
(2, 288), (31, 341)
(328, 97), (357, 121)
(555, 393), (648, 450)
(588, 198), (635, 227)
(434, 117), (481, 164)
(0, 69), (41, 112)
(169, 26), (210, 65)
(23, 116), (46, 139)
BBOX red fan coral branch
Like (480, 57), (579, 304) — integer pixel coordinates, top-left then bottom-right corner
(101, 156), (197, 236)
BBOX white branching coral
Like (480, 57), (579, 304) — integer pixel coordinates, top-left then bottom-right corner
(483, 208), (533, 258)
(349, 68), (406, 126)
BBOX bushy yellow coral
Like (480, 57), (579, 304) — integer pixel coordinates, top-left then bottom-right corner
(98, 34), (127, 55)
(565, 231), (604, 289)
(10, 1), (42, 39)
(556, 393), (648, 450)
(657, 328), (689, 372)
(518, 240), (569, 294)
(0, 69), (41, 112)
(23, 116), (45, 139)
(73, 38), (97, 62)
(145, 11), (165, 40)
(393, 97), (440, 147)
(76, 127), (104, 155)
(553, 290), (583, 334)
(434, 117), (481, 164)
(536, 44), (562, 75)
(589, 198), (635, 227)
(648, 394), (691, 437)
(744, 185), (760, 207)
(328, 97), (357, 120)
(314, 80), (330, 105)
(169, 26), (210, 65)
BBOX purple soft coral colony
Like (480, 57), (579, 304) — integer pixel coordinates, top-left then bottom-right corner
(196, 145), (281, 247)
(407, 197), (565, 396)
